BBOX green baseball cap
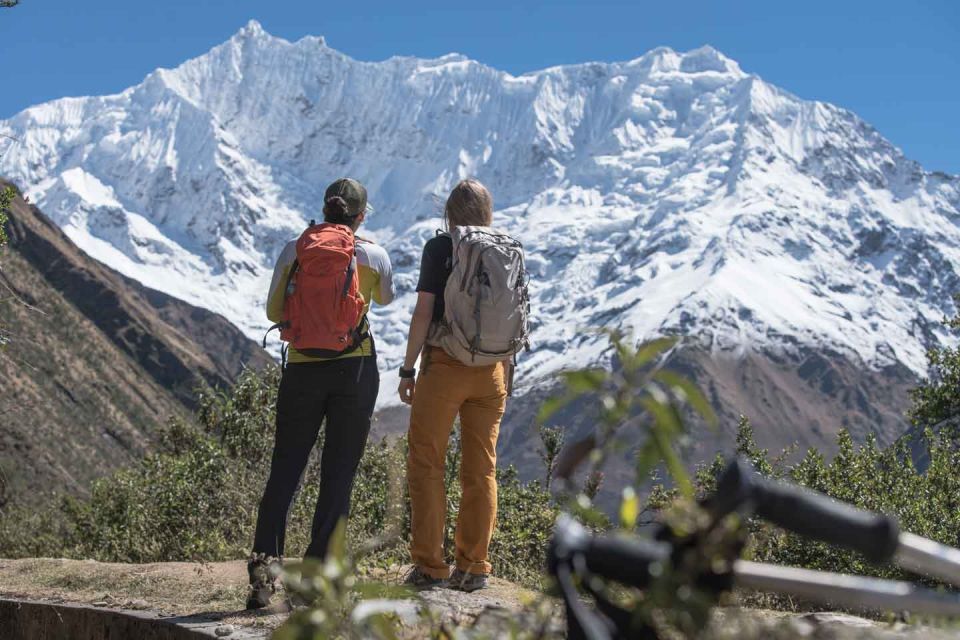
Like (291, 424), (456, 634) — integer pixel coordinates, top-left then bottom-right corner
(325, 178), (371, 217)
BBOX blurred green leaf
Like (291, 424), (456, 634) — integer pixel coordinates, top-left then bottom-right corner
(353, 581), (415, 600)
(620, 487), (639, 529)
(536, 392), (575, 424)
(562, 368), (608, 393)
(329, 518), (348, 563)
(653, 369), (718, 427)
(633, 336), (677, 367)
(640, 395), (693, 499)
(636, 439), (661, 482)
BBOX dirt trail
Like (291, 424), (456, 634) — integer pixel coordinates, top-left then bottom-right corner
(2, 558), (959, 639)
(0, 558), (553, 637)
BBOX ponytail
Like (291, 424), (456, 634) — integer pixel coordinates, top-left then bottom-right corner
(323, 196), (354, 225)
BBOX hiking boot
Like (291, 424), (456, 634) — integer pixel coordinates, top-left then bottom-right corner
(284, 591), (312, 610)
(246, 553), (281, 610)
(448, 568), (488, 592)
(403, 566), (447, 590)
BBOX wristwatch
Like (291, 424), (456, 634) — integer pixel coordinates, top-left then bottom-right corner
(399, 367), (416, 379)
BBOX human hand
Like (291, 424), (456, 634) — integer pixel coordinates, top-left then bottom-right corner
(398, 378), (416, 405)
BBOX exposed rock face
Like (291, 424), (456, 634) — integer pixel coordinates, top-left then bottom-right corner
(0, 183), (271, 503)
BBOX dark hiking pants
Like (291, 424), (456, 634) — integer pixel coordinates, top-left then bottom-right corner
(252, 354), (379, 560)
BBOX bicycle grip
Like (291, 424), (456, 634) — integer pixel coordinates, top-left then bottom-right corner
(715, 459), (900, 563)
(582, 534), (671, 589)
(550, 515), (670, 589)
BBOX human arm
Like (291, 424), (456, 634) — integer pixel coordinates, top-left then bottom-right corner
(398, 291), (435, 405)
(265, 241), (297, 322)
(372, 247), (395, 306)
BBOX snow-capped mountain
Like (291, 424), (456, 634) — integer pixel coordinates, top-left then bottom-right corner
(2, 20), (958, 414)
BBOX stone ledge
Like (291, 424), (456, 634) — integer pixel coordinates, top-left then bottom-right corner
(0, 597), (270, 640)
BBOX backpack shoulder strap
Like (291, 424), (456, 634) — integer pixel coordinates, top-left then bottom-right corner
(261, 258), (298, 348)
(286, 258), (299, 286)
(341, 247), (357, 300)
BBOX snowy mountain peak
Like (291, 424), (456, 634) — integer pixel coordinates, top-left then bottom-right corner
(626, 44), (743, 77)
(237, 19), (267, 38)
(1, 25), (958, 403)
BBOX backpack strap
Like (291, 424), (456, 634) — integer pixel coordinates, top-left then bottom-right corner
(285, 259), (300, 293)
(261, 321), (289, 348)
(341, 248), (357, 300)
(332, 314), (371, 358)
(260, 258), (299, 348)
(352, 314), (371, 347)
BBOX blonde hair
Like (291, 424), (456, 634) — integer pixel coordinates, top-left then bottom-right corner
(444, 179), (493, 228)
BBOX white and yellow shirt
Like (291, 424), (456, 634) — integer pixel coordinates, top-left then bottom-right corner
(266, 237), (394, 362)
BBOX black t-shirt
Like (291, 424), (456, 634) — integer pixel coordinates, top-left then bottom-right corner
(416, 234), (453, 321)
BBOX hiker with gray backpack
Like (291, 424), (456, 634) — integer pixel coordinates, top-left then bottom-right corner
(398, 178), (530, 592)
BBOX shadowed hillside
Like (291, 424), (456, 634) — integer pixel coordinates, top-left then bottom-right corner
(0, 181), (272, 504)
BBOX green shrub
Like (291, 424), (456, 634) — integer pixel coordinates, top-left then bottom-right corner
(5, 303), (960, 616)
(0, 365), (556, 588)
(688, 417), (960, 591)
(907, 293), (960, 435)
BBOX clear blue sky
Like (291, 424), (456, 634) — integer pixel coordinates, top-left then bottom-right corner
(1, 0), (957, 173)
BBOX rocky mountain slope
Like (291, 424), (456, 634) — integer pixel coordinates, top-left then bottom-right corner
(0, 183), (271, 503)
(1, 21), (958, 461)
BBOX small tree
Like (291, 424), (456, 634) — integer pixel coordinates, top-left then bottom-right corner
(537, 423), (565, 490)
(908, 293), (960, 431)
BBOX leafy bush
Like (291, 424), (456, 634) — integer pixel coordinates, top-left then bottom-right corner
(0, 365), (556, 587)
(692, 418), (960, 587)
(716, 300), (960, 589)
(3, 300), (960, 632)
(907, 293), (960, 432)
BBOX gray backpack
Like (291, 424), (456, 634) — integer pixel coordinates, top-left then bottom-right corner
(431, 225), (530, 366)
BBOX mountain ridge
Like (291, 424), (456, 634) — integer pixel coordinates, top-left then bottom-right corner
(1, 23), (957, 428)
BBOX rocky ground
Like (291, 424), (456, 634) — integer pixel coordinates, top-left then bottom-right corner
(1, 559), (959, 639)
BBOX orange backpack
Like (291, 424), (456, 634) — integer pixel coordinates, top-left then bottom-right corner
(270, 222), (367, 358)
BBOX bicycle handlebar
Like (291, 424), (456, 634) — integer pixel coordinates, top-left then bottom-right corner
(712, 459), (900, 563)
(550, 515), (670, 589)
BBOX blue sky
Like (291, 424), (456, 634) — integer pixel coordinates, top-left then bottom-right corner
(1, 0), (957, 173)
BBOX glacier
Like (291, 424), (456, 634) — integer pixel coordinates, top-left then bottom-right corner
(2, 20), (958, 410)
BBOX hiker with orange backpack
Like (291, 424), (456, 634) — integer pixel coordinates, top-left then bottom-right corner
(398, 179), (530, 592)
(246, 178), (394, 610)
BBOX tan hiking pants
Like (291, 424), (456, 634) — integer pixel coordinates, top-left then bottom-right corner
(407, 347), (508, 578)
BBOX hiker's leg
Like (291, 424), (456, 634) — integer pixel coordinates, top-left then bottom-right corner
(252, 364), (326, 558)
(407, 348), (468, 579)
(454, 362), (507, 576)
(304, 355), (379, 559)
